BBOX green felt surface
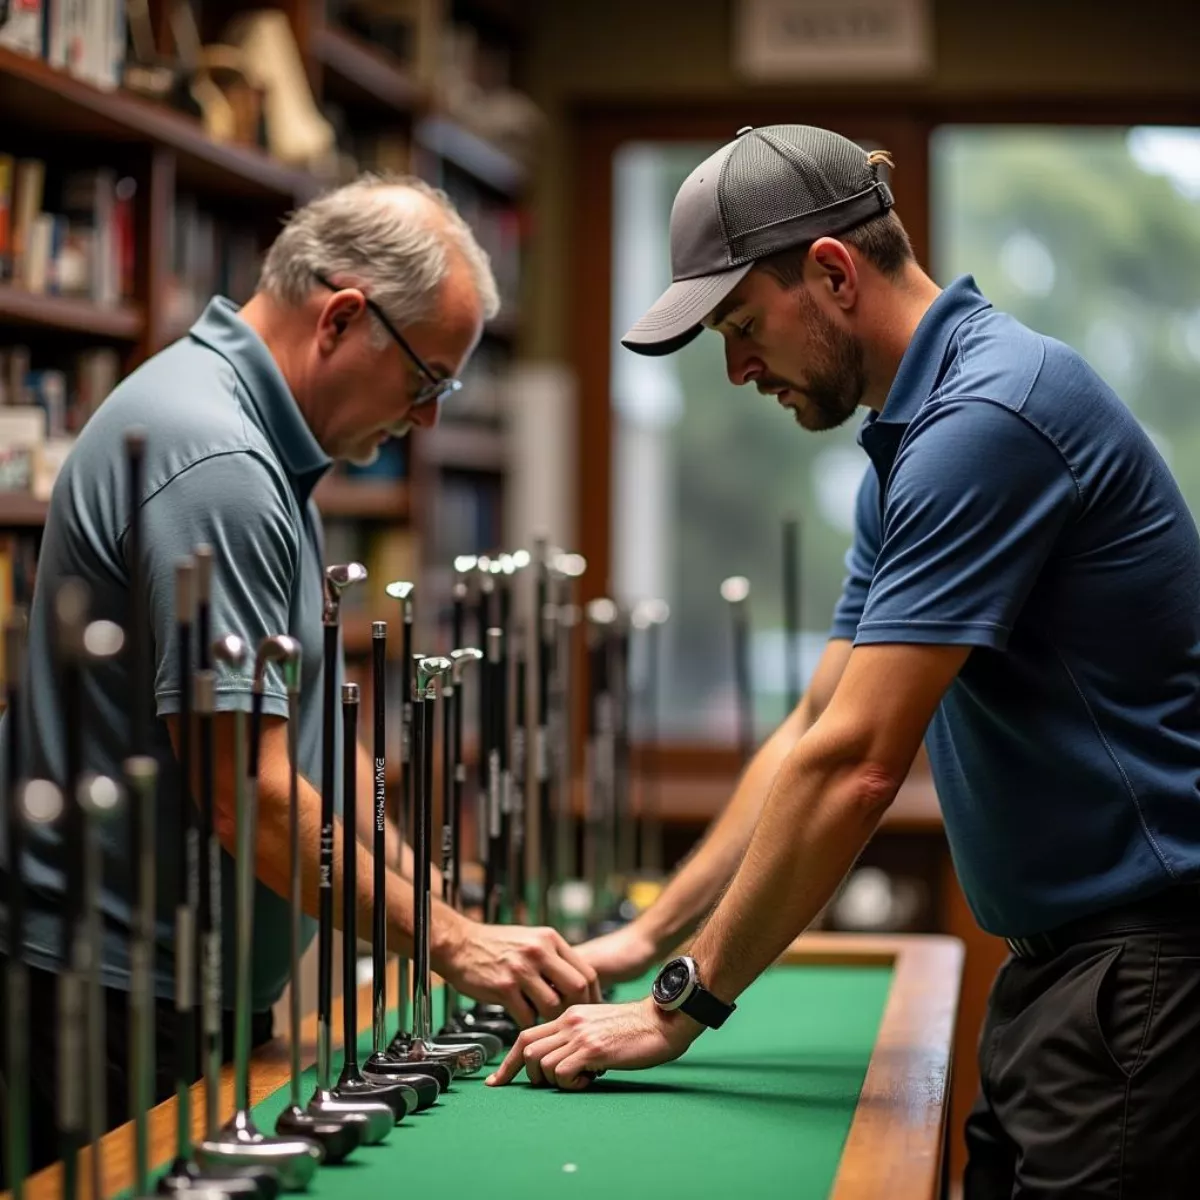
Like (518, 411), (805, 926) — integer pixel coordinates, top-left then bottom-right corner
(220, 963), (893, 1200)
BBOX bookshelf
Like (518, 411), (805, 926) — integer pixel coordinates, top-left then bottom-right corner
(0, 284), (144, 340)
(0, 0), (531, 657)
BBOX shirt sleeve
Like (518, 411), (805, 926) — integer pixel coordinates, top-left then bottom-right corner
(133, 452), (301, 721)
(829, 464), (883, 641)
(854, 399), (1079, 650)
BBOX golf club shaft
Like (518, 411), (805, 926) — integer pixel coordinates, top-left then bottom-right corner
(127, 755), (157, 1194)
(484, 629), (503, 923)
(411, 685), (429, 1041)
(614, 622), (632, 890)
(441, 680), (456, 1021)
(396, 610), (412, 1038)
(783, 517), (801, 715)
(287, 678), (304, 1109)
(4, 615), (28, 1200)
(234, 696), (255, 1114)
(645, 621), (663, 877)
(372, 624), (388, 1053)
(318, 621), (338, 1089)
(536, 585), (553, 926)
(498, 585), (512, 922)
(732, 603), (753, 766)
(173, 561), (196, 1163)
(342, 685), (360, 1070)
(512, 641), (527, 920)
(194, 555), (224, 1141)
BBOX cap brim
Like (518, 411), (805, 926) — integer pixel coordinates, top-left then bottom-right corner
(620, 265), (752, 357)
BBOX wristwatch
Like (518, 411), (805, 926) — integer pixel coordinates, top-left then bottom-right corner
(651, 956), (736, 1029)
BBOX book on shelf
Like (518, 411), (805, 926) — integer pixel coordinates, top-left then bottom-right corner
(0, 0), (127, 89)
(0, 154), (136, 302)
(1, 342), (120, 432)
(166, 195), (262, 331)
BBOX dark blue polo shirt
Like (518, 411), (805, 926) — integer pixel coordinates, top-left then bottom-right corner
(830, 275), (1200, 938)
(0, 297), (344, 1010)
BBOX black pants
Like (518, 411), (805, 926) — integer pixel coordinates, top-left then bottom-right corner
(0, 959), (273, 1187)
(964, 904), (1200, 1198)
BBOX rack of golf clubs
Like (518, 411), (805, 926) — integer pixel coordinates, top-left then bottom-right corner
(0, 432), (687, 1200)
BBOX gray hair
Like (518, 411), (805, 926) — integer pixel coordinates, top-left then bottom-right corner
(258, 173), (500, 343)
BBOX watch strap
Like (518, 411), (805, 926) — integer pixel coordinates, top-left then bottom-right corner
(681, 983), (735, 1030)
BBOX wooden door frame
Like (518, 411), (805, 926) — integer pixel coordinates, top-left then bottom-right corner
(569, 93), (1199, 774)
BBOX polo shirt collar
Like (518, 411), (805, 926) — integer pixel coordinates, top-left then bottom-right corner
(188, 297), (332, 494)
(871, 274), (992, 429)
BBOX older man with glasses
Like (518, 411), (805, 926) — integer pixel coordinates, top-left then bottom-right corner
(1, 173), (600, 1176)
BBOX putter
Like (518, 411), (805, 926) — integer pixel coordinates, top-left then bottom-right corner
(335, 682), (418, 1119)
(386, 652), (485, 1078)
(611, 609), (633, 921)
(411, 658), (486, 1073)
(183, 639), (278, 1200)
(303, 563), (399, 1139)
(782, 517), (802, 716)
(720, 575), (754, 767)
(359, 616), (443, 1108)
(274, 641), (362, 1161)
(194, 634), (323, 1189)
(433, 646), (501, 1061)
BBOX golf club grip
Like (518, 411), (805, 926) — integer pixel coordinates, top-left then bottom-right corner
(410, 690), (427, 1038)
(512, 648), (527, 913)
(733, 610), (753, 763)
(372, 625), (387, 1051)
(341, 685), (358, 1060)
(318, 621), (338, 1083)
(126, 433), (149, 757)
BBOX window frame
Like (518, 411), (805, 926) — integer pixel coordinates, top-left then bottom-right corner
(570, 95), (1198, 774)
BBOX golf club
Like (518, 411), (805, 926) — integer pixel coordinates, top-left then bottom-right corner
(195, 635), (324, 1189)
(433, 647), (501, 1062)
(534, 540), (555, 927)
(335, 682), (418, 1119)
(361, 592), (443, 1107)
(273, 641), (363, 1161)
(304, 563), (401, 1138)
(585, 598), (618, 933)
(182, 647), (277, 1200)
(630, 600), (669, 890)
(719, 575), (754, 767)
(387, 654), (486, 1076)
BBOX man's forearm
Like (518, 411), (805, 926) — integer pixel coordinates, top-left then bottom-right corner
(635, 699), (813, 956)
(688, 742), (896, 1004)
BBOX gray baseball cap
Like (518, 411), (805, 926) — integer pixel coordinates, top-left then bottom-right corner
(621, 124), (894, 357)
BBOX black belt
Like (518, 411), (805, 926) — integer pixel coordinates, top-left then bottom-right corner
(1005, 882), (1200, 960)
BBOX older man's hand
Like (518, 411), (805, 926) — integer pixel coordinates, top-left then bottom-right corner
(439, 921), (603, 1026)
(485, 998), (702, 1091)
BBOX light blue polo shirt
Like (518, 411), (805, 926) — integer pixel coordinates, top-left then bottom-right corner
(830, 275), (1200, 938)
(0, 297), (344, 1011)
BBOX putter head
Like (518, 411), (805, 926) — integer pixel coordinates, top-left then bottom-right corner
(195, 1132), (321, 1192)
(306, 1089), (393, 1145)
(254, 635), (301, 694)
(384, 579), (414, 601)
(417, 655), (453, 694)
(720, 575), (751, 605)
(554, 552), (587, 579)
(323, 562), (368, 622)
(212, 634), (248, 671)
(83, 619), (125, 662)
(449, 646), (483, 685)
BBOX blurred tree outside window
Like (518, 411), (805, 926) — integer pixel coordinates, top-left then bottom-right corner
(610, 127), (1200, 745)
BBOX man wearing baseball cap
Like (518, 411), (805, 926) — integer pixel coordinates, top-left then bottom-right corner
(489, 125), (1200, 1196)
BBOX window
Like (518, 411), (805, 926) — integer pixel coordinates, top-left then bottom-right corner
(932, 125), (1200, 518)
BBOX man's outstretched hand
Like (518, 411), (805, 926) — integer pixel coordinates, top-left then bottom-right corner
(438, 920), (603, 1026)
(485, 998), (702, 1091)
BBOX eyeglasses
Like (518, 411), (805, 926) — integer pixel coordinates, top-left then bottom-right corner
(313, 272), (463, 410)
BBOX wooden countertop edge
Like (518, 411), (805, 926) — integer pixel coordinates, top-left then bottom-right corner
(782, 932), (965, 1200)
(18, 939), (962, 1200)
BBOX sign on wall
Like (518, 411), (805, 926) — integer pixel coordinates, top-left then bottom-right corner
(733, 0), (932, 81)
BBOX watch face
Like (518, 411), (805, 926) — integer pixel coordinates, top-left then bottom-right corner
(653, 957), (693, 1007)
